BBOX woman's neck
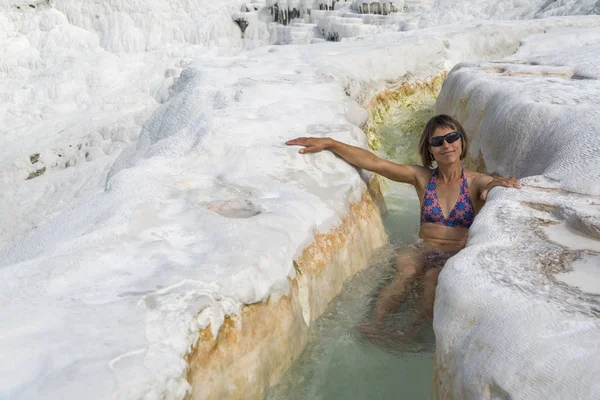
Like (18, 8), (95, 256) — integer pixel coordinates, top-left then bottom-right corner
(437, 163), (462, 183)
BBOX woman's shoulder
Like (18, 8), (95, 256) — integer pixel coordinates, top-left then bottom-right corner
(464, 168), (481, 179)
(413, 165), (436, 188)
(464, 168), (493, 189)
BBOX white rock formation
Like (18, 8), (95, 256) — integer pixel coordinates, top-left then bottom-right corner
(434, 26), (600, 399)
(239, 0), (600, 44)
(2, 1), (600, 399)
(0, 0), (250, 246)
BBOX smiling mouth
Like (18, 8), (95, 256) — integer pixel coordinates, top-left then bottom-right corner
(441, 150), (455, 155)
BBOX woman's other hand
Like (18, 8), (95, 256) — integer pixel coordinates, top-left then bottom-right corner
(480, 176), (521, 201)
(286, 137), (332, 154)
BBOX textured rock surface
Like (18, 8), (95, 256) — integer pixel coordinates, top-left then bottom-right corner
(239, 0), (600, 44)
(434, 27), (600, 399)
(187, 188), (386, 400)
(3, 5), (600, 398)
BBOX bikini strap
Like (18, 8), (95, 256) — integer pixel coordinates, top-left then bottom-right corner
(460, 166), (470, 195)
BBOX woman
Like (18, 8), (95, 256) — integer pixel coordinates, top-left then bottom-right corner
(286, 115), (520, 337)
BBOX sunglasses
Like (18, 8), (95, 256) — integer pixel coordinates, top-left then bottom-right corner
(429, 131), (461, 147)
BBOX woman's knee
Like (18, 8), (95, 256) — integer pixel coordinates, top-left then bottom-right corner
(396, 250), (423, 277)
(423, 267), (441, 282)
(400, 264), (419, 278)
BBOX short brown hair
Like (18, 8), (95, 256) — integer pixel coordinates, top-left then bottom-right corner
(418, 114), (469, 169)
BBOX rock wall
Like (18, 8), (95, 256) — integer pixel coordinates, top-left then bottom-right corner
(4, 13), (600, 400)
(433, 27), (600, 399)
(186, 185), (386, 400)
(362, 73), (446, 150)
(354, 0), (402, 15)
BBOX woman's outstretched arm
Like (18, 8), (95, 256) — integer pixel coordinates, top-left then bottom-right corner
(286, 137), (423, 186)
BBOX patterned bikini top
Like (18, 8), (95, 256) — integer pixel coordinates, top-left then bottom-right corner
(420, 166), (475, 228)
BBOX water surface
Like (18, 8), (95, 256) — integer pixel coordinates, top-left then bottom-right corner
(268, 181), (434, 400)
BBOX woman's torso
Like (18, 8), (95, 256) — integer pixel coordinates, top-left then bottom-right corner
(414, 166), (481, 252)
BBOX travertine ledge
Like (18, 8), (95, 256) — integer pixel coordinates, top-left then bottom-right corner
(185, 182), (387, 399)
(433, 33), (600, 399)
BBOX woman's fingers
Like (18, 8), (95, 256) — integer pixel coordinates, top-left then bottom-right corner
(285, 137), (308, 146)
(300, 145), (323, 154)
(480, 189), (489, 201)
(286, 137), (326, 154)
(498, 177), (521, 189)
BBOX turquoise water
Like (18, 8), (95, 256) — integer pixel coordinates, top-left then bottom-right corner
(267, 181), (434, 400)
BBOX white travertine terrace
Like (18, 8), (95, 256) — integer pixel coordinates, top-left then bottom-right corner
(434, 27), (600, 399)
(1, 1), (600, 399)
(240, 0), (600, 44)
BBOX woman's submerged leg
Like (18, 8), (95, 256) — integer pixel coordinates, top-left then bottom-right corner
(398, 266), (443, 341)
(402, 248), (457, 340)
(360, 244), (458, 347)
(419, 267), (442, 320)
(358, 247), (424, 341)
(371, 247), (424, 327)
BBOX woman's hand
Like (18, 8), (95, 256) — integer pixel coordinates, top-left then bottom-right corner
(480, 176), (521, 201)
(286, 137), (331, 154)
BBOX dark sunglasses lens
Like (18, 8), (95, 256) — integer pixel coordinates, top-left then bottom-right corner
(430, 132), (461, 147)
(446, 132), (461, 143)
(430, 137), (444, 147)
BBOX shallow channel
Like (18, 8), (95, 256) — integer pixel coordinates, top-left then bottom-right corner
(267, 180), (434, 400)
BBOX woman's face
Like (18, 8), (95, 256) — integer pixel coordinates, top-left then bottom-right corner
(429, 126), (462, 166)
